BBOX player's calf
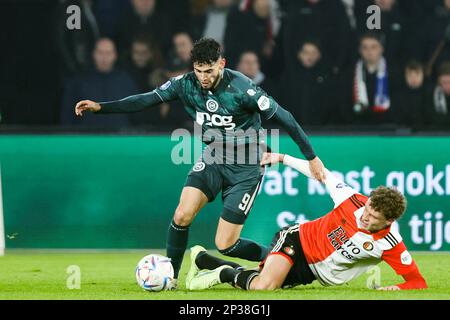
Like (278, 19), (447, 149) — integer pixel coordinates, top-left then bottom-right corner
(248, 276), (280, 290)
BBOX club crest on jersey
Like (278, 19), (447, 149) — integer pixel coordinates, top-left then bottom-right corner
(193, 161), (206, 172)
(206, 99), (219, 112)
(283, 246), (295, 256)
(363, 241), (374, 251)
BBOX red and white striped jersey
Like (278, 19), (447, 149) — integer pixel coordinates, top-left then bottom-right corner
(282, 155), (426, 289)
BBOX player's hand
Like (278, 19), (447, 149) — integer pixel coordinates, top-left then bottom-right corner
(377, 286), (400, 291)
(309, 156), (326, 183)
(75, 100), (101, 116)
(260, 152), (284, 166)
(377, 285), (400, 291)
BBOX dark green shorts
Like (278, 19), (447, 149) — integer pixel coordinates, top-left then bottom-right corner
(185, 161), (264, 225)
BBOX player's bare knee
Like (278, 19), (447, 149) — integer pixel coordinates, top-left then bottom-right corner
(173, 206), (195, 226)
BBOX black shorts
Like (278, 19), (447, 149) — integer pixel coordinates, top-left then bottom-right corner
(260, 224), (316, 288)
(185, 160), (264, 225)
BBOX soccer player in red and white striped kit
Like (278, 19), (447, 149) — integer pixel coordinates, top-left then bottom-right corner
(186, 152), (427, 291)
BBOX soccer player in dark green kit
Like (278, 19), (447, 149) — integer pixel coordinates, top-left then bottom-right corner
(75, 38), (325, 289)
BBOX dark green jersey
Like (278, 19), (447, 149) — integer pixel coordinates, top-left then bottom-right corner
(98, 69), (316, 160)
(154, 69), (276, 133)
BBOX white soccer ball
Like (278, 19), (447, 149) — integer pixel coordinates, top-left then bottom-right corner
(135, 254), (174, 292)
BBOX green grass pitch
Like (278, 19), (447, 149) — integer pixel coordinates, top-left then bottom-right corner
(0, 250), (448, 300)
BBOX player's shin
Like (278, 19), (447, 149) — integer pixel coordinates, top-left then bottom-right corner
(219, 238), (269, 261)
(166, 220), (190, 279)
(196, 251), (242, 270)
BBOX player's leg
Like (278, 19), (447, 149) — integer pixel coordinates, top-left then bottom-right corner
(191, 245), (243, 270)
(167, 186), (208, 281)
(187, 251), (291, 290)
(230, 223), (316, 290)
(247, 254), (291, 289)
(216, 173), (269, 261)
(167, 160), (222, 283)
(215, 218), (268, 261)
(187, 225), (301, 291)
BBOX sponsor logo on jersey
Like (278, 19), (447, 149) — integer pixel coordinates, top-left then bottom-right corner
(247, 89), (256, 96)
(206, 99), (219, 112)
(193, 161), (206, 172)
(363, 241), (374, 251)
(400, 250), (412, 265)
(257, 95), (270, 111)
(159, 80), (171, 90)
(327, 226), (361, 260)
(336, 183), (350, 189)
(196, 112), (236, 130)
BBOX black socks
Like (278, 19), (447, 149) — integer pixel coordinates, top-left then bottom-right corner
(218, 238), (269, 261)
(166, 220), (189, 279)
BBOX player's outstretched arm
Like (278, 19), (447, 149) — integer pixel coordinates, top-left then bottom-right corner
(269, 106), (326, 182)
(380, 243), (428, 290)
(262, 152), (357, 207)
(74, 90), (166, 116)
(74, 76), (183, 116)
(377, 270), (428, 291)
(261, 152), (329, 180)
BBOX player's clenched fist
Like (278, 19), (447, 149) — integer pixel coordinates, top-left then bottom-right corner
(75, 100), (101, 116)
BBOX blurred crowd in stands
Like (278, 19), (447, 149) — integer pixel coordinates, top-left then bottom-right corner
(2, 0), (450, 131)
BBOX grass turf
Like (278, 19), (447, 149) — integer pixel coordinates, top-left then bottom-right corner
(0, 250), (448, 300)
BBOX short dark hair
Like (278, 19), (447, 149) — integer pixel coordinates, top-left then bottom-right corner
(369, 186), (406, 221)
(191, 38), (222, 65)
(359, 31), (385, 47)
(405, 60), (424, 72)
(300, 38), (322, 52)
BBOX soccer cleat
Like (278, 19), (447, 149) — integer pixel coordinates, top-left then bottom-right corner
(187, 265), (232, 290)
(185, 245), (207, 288)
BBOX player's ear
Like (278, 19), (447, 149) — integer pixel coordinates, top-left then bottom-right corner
(219, 58), (226, 69)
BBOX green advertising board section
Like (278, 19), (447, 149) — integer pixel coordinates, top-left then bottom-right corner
(0, 135), (449, 251)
